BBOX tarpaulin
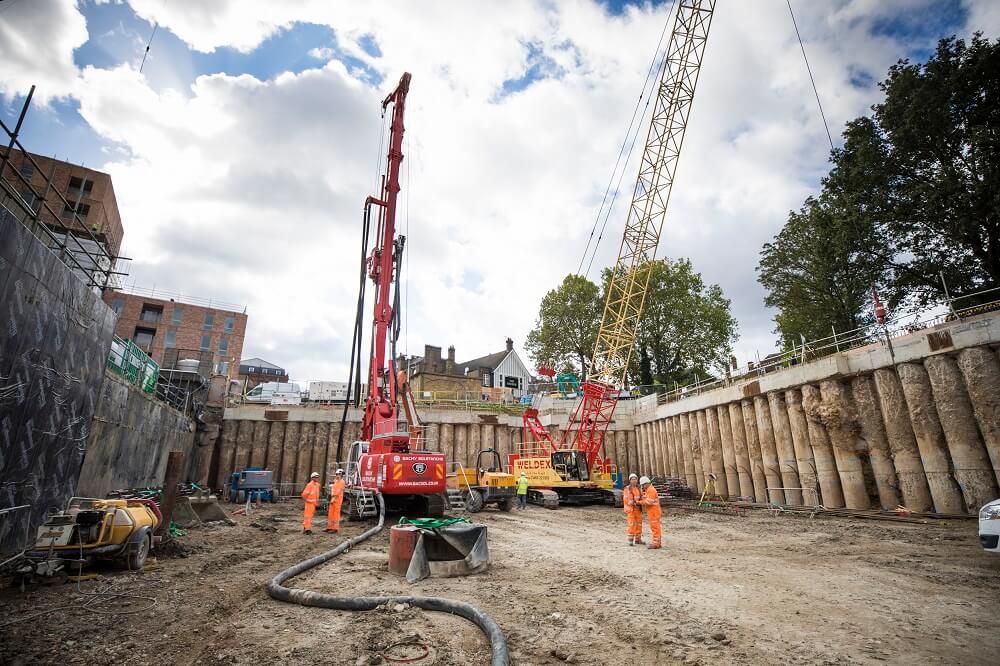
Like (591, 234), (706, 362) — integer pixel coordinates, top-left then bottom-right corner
(405, 523), (490, 583)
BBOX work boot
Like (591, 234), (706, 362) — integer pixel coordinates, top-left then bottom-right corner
(303, 529), (312, 535)
(635, 539), (646, 545)
(647, 543), (661, 549)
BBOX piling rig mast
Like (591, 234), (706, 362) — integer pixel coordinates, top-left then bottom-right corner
(343, 73), (447, 519)
(516, 0), (716, 508)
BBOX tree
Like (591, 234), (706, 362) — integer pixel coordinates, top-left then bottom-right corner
(758, 33), (1000, 345)
(757, 193), (890, 348)
(525, 274), (601, 379)
(624, 259), (738, 386)
(869, 34), (1000, 302)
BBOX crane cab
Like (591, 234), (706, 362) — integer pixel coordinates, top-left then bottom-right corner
(551, 450), (591, 482)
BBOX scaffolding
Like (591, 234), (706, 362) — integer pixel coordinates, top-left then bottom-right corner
(0, 85), (128, 292)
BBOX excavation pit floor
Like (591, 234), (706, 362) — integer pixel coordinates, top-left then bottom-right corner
(1, 502), (997, 665)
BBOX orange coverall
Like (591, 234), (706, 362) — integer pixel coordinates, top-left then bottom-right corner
(642, 484), (662, 548)
(623, 485), (643, 544)
(301, 479), (321, 531)
(326, 478), (345, 532)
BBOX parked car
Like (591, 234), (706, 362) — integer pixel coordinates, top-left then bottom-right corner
(244, 382), (302, 404)
(979, 498), (1000, 553)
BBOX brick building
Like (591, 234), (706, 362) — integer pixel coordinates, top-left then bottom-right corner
(102, 289), (248, 380)
(402, 338), (532, 401)
(4, 149), (124, 260)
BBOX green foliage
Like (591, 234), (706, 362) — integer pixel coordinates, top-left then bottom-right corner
(525, 274), (601, 379)
(757, 193), (889, 349)
(622, 259), (738, 385)
(759, 33), (1000, 345)
(526, 260), (738, 387)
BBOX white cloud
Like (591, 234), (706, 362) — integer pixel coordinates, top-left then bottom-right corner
(2, 0), (995, 382)
(0, 0), (87, 102)
(308, 46), (334, 60)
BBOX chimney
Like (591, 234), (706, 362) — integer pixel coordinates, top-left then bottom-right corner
(446, 345), (455, 374)
(505, 337), (513, 352)
(424, 344), (442, 373)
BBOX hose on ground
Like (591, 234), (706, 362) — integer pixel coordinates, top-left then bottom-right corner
(265, 494), (510, 666)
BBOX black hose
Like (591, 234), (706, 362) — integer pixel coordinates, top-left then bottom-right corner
(265, 494), (510, 666)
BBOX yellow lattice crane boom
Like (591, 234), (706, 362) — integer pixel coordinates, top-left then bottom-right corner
(592, 0), (715, 386)
(518, 0), (716, 509)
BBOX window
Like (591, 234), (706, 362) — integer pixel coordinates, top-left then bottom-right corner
(111, 298), (124, 315)
(133, 327), (155, 349)
(171, 307), (183, 324)
(164, 329), (176, 348)
(223, 316), (234, 332)
(203, 313), (215, 330)
(67, 176), (93, 194)
(247, 366), (255, 373)
(218, 337), (229, 353)
(18, 191), (41, 213)
(62, 202), (90, 219)
(481, 371), (491, 387)
(19, 164), (34, 181)
(140, 303), (162, 323)
(200, 335), (211, 351)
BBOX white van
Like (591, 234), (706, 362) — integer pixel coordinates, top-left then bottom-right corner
(244, 382), (302, 404)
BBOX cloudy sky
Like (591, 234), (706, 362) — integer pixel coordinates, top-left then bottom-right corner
(2, 0), (997, 383)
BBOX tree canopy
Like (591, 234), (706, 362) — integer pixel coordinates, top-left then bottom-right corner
(526, 259), (737, 386)
(524, 274), (601, 380)
(759, 33), (1000, 345)
(623, 258), (738, 386)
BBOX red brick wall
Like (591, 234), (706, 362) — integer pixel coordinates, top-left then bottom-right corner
(6, 149), (124, 259)
(103, 290), (248, 380)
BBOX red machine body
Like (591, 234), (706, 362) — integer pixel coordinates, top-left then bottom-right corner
(347, 73), (445, 516)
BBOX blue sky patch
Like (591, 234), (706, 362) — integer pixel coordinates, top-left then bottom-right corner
(4, 96), (126, 169)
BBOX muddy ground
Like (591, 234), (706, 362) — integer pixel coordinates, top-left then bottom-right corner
(1, 501), (998, 666)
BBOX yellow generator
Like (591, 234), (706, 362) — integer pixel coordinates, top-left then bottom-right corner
(29, 497), (161, 573)
(448, 449), (516, 512)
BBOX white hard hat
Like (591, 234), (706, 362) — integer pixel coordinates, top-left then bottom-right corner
(628, 473), (638, 480)
(336, 468), (345, 475)
(310, 472), (319, 478)
(639, 476), (651, 485)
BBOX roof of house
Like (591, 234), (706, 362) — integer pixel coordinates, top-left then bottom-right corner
(240, 357), (285, 371)
(459, 350), (511, 374)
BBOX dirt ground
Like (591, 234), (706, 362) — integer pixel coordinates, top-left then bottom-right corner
(2, 501), (998, 666)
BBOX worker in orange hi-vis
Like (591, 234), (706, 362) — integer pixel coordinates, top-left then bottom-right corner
(300, 472), (321, 534)
(639, 476), (662, 549)
(623, 473), (644, 546)
(325, 468), (346, 533)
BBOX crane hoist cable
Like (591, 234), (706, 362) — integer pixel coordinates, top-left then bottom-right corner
(786, 0), (835, 151)
(576, 0), (678, 279)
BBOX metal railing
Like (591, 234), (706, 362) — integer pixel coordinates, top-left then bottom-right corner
(113, 283), (246, 313)
(650, 287), (1000, 407)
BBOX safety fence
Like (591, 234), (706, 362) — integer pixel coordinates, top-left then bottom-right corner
(106, 336), (159, 394)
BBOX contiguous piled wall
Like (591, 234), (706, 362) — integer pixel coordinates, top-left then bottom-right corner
(214, 406), (640, 491)
(632, 311), (1000, 514)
